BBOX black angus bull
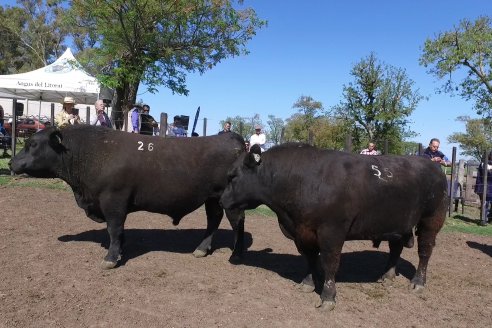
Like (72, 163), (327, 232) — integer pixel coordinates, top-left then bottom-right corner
(9, 125), (246, 269)
(220, 144), (447, 310)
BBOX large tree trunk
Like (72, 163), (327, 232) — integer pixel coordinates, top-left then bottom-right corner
(111, 80), (140, 130)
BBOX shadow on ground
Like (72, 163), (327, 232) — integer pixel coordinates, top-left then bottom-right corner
(466, 240), (492, 257)
(59, 228), (416, 284)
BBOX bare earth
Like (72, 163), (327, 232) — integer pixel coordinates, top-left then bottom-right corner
(0, 185), (491, 328)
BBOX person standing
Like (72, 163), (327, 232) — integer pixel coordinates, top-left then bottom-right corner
(218, 121), (232, 134)
(131, 104), (142, 133)
(55, 97), (81, 128)
(360, 142), (380, 155)
(422, 138), (450, 166)
(250, 125), (266, 152)
(167, 115), (187, 137)
(474, 150), (492, 223)
(0, 105), (4, 128)
(90, 99), (113, 128)
(139, 104), (158, 136)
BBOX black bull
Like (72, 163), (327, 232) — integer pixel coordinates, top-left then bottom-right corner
(220, 143), (448, 310)
(9, 125), (246, 269)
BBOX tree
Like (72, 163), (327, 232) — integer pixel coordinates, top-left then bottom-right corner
(420, 16), (492, 118)
(448, 116), (492, 161)
(333, 53), (422, 154)
(68, 0), (266, 129)
(219, 114), (263, 141)
(266, 115), (284, 145)
(0, 1), (69, 73)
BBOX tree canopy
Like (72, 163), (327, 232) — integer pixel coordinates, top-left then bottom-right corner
(332, 53), (422, 154)
(68, 0), (266, 129)
(420, 16), (492, 118)
(448, 116), (492, 161)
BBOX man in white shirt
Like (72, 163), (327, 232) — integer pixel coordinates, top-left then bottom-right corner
(250, 125), (266, 152)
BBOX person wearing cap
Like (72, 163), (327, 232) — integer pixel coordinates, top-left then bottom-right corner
(90, 99), (113, 128)
(55, 96), (81, 128)
(250, 125), (266, 152)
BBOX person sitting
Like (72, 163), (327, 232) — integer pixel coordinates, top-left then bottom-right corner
(90, 99), (113, 128)
(360, 142), (380, 155)
(421, 138), (450, 166)
(55, 97), (81, 128)
(474, 150), (492, 223)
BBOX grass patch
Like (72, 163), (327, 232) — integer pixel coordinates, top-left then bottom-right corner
(0, 176), (69, 190)
(246, 205), (276, 217)
(443, 213), (492, 236)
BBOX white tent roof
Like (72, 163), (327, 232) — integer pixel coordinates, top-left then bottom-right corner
(0, 48), (100, 104)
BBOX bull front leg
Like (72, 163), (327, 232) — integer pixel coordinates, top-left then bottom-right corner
(101, 216), (126, 269)
(379, 239), (404, 282)
(224, 208), (245, 263)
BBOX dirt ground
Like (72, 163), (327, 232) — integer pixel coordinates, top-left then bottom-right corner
(0, 185), (491, 328)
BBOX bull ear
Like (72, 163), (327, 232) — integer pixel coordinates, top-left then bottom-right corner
(48, 129), (65, 152)
(244, 144), (262, 168)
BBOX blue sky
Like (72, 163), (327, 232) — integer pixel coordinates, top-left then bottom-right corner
(137, 0), (491, 158)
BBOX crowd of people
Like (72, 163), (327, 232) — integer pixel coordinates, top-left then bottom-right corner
(3, 95), (492, 221)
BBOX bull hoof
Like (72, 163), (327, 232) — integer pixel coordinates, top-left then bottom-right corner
(192, 249), (208, 258)
(315, 299), (336, 311)
(409, 283), (425, 294)
(297, 282), (315, 293)
(228, 254), (242, 265)
(100, 260), (117, 270)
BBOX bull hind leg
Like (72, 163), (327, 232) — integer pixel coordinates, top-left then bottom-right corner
(315, 228), (345, 311)
(411, 212), (445, 291)
(224, 208), (245, 263)
(193, 198), (224, 258)
(379, 239), (404, 282)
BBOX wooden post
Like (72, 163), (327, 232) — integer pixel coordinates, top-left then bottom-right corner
(480, 150), (489, 226)
(86, 106), (91, 124)
(344, 135), (352, 152)
(448, 147), (457, 217)
(160, 113), (168, 137)
(202, 118), (207, 136)
(308, 130), (314, 146)
(50, 103), (55, 126)
(280, 127), (285, 144)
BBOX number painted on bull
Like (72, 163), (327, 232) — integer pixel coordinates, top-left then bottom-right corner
(137, 141), (154, 151)
(371, 165), (393, 182)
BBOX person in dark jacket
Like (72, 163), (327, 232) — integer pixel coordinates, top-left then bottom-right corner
(139, 104), (158, 136)
(474, 150), (492, 222)
(421, 138), (450, 166)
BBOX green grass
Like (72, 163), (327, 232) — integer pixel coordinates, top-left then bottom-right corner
(0, 175), (69, 190)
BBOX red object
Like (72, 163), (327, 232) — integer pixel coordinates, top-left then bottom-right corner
(3, 118), (47, 137)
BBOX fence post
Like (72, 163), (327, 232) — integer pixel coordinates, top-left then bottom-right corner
(480, 150), (489, 226)
(280, 127), (285, 144)
(50, 103), (55, 126)
(384, 140), (389, 155)
(344, 135), (352, 153)
(202, 118), (207, 136)
(448, 147), (457, 217)
(86, 106), (90, 124)
(159, 113), (168, 137)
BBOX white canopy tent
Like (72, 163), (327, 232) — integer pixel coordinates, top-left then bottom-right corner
(0, 48), (100, 103)
(0, 48), (101, 118)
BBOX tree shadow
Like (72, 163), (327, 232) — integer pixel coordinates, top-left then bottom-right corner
(58, 228), (253, 266)
(466, 241), (492, 257)
(234, 248), (416, 284)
